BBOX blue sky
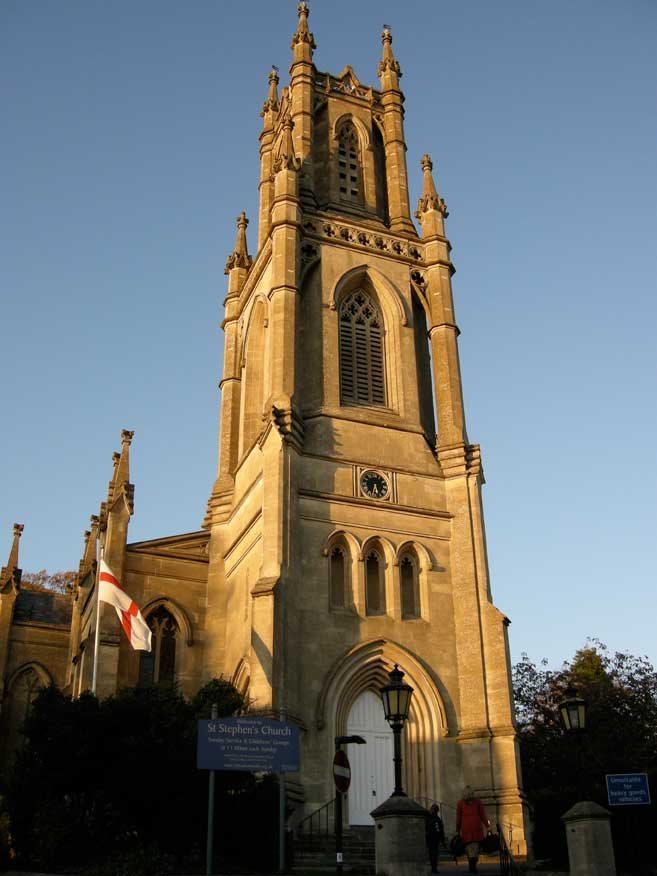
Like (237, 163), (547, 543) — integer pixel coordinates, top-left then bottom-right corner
(2, 0), (655, 670)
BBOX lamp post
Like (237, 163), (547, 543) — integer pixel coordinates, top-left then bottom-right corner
(381, 664), (414, 797)
(334, 734), (366, 875)
(558, 685), (587, 799)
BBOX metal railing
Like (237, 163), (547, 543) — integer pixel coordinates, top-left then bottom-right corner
(296, 797), (334, 847)
(498, 822), (522, 876)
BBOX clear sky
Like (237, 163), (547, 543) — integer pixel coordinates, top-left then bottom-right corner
(2, 0), (655, 670)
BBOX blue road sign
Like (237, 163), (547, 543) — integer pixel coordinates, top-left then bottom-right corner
(197, 716), (300, 773)
(606, 773), (651, 806)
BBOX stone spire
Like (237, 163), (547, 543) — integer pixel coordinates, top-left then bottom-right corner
(225, 212), (253, 274)
(273, 112), (300, 173)
(291, 1), (315, 63)
(0, 523), (23, 592)
(416, 154), (449, 228)
(262, 67), (280, 117)
(378, 25), (402, 87)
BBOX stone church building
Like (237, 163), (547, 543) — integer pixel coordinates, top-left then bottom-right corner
(0, 4), (529, 854)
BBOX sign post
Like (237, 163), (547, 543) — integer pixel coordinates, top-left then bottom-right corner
(333, 749), (351, 876)
(206, 703), (218, 876)
(198, 716), (300, 875)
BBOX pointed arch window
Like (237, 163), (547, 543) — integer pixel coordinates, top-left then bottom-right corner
(4, 667), (45, 758)
(329, 546), (347, 609)
(365, 549), (386, 615)
(337, 123), (363, 205)
(339, 289), (386, 406)
(139, 606), (179, 686)
(400, 554), (420, 619)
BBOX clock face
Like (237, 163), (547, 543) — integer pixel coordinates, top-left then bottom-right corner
(360, 470), (389, 500)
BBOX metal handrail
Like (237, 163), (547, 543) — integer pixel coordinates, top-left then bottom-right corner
(297, 797), (334, 847)
(498, 822), (522, 876)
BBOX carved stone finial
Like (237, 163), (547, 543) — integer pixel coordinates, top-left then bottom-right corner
(121, 429), (134, 445)
(416, 153), (449, 218)
(378, 25), (402, 79)
(262, 67), (280, 116)
(225, 211), (253, 274)
(291, 1), (316, 55)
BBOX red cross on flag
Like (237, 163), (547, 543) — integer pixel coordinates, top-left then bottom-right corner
(99, 559), (152, 652)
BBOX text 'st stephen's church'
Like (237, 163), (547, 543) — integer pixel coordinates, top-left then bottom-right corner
(0, 4), (529, 850)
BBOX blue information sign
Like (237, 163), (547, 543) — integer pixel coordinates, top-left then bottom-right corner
(606, 773), (651, 806)
(197, 717), (300, 773)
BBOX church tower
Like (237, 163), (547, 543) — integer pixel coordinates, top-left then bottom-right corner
(203, 4), (529, 850)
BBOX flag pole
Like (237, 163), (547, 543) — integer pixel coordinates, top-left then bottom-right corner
(91, 545), (104, 695)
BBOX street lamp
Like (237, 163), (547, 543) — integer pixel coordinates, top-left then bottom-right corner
(381, 664), (414, 797)
(558, 685), (587, 732)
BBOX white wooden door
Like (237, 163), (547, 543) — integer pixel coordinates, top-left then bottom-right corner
(346, 690), (394, 824)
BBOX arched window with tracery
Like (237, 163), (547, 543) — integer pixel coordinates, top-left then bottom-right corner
(400, 554), (420, 619)
(4, 666), (46, 759)
(337, 123), (363, 205)
(365, 549), (386, 615)
(139, 606), (179, 686)
(329, 546), (347, 609)
(339, 289), (386, 406)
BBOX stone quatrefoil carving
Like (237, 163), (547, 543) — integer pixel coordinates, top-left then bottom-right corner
(303, 220), (423, 261)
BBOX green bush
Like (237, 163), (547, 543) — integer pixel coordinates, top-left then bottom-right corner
(5, 678), (282, 874)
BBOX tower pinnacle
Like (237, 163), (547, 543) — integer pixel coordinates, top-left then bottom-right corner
(225, 212), (252, 274)
(416, 154), (449, 218)
(291, 1), (315, 63)
(262, 67), (280, 116)
(0, 523), (24, 592)
(378, 25), (402, 85)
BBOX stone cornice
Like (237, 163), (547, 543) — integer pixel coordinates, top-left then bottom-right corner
(437, 443), (484, 481)
(298, 489), (452, 521)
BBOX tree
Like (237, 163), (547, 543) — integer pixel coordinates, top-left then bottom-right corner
(513, 641), (657, 870)
(6, 678), (258, 874)
(20, 569), (75, 594)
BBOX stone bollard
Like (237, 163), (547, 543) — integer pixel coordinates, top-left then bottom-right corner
(371, 796), (428, 876)
(561, 800), (616, 876)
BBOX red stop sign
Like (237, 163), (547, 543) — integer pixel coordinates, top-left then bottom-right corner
(333, 749), (351, 793)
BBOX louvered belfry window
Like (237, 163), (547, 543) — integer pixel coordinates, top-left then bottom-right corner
(339, 289), (386, 406)
(338, 124), (362, 204)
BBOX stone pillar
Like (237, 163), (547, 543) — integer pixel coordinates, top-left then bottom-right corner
(371, 796), (428, 876)
(562, 801), (616, 876)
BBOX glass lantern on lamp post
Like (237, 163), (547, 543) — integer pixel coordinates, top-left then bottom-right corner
(558, 686), (587, 732)
(381, 664), (414, 797)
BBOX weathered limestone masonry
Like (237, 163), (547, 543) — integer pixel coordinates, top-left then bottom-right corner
(0, 5), (530, 856)
(203, 3), (530, 855)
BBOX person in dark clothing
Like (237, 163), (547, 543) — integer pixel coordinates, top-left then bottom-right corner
(425, 803), (445, 873)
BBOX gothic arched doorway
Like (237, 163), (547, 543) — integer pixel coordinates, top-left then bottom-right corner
(346, 689), (394, 824)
